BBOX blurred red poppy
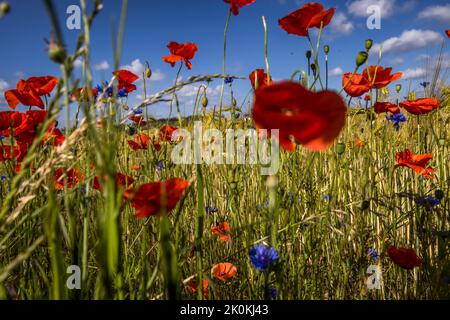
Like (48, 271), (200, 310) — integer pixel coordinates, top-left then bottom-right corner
(124, 178), (190, 218)
(211, 263), (237, 282)
(252, 81), (346, 152)
(224, 0), (256, 16)
(71, 87), (98, 102)
(354, 138), (365, 149)
(362, 66), (402, 89)
(399, 98), (441, 116)
(0, 145), (24, 162)
(43, 128), (65, 147)
(387, 246), (422, 270)
(446, 30), (450, 38)
(93, 173), (135, 191)
(249, 69), (272, 90)
(128, 133), (149, 151)
(114, 70), (139, 94)
(53, 168), (85, 190)
(212, 222), (231, 242)
(162, 42), (198, 70)
(5, 76), (58, 109)
(374, 102), (400, 114)
(13, 110), (49, 144)
(186, 278), (209, 299)
(0, 111), (22, 132)
(129, 116), (147, 127)
(278, 2), (335, 37)
(395, 149), (434, 179)
(159, 125), (179, 143)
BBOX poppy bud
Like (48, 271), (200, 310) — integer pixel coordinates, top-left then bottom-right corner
(356, 51), (368, 68)
(361, 200), (370, 211)
(232, 97), (237, 107)
(48, 41), (67, 64)
(323, 45), (330, 55)
(201, 96), (208, 108)
(306, 50), (312, 60)
(435, 190), (444, 201)
(335, 143), (346, 155)
(395, 84), (402, 93)
(0, 1), (10, 17)
(408, 91), (416, 100)
(145, 67), (152, 79)
(365, 39), (373, 51)
(311, 63), (317, 74)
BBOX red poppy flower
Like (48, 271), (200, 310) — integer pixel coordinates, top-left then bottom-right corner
(13, 110), (49, 144)
(0, 145), (24, 162)
(252, 81), (346, 152)
(71, 87), (98, 102)
(0, 111), (22, 132)
(53, 168), (85, 190)
(211, 263), (237, 282)
(342, 73), (371, 98)
(446, 30), (450, 38)
(249, 69), (272, 91)
(362, 66), (402, 89)
(113, 70), (139, 94)
(212, 222), (231, 242)
(43, 128), (65, 147)
(387, 246), (422, 270)
(395, 149), (434, 179)
(354, 138), (365, 149)
(223, 0), (256, 16)
(5, 76), (58, 109)
(278, 2), (335, 37)
(374, 102), (400, 114)
(93, 173), (135, 191)
(162, 42), (198, 70)
(124, 178), (190, 218)
(186, 278), (209, 299)
(159, 125), (179, 143)
(399, 98), (441, 116)
(129, 116), (147, 127)
(128, 133), (149, 151)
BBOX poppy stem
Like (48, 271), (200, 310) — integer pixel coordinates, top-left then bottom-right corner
(195, 163), (206, 300)
(217, 10), (232, 130)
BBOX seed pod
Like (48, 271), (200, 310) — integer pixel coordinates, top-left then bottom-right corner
(323, 45), (330, 55)
(0, 1), (11, 17)
(48, 42), (67, 64)
(232, 97), (237, 107)
(365, 39), (373, 51)
(356, 51), (368, 68)
(395, 84), (402, 93)
(306, 50), (312, 60)
(335, 143), (346, 155)
(201, 96), (208, 108)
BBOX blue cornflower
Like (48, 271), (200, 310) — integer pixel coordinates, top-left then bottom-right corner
(224, 77), (234, 85)
(249, 244), (279, 271)
(156, 162), (165, 172)
(0, 135), (6, 140)
(117, 88), (128, 98)
(205, 206), (218, 215)
(368, 248), (380, 262)
(134, 108), (143, 115)
(415, 196), (440, 207)
(267, 287), (278, 300)
(323, 194), (334, 202)
(1, 175), (7, 183)
(386, 112), (407, 131)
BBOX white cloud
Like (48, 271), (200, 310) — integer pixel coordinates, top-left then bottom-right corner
(0, 79), (9, 92)
(329, 67), (343, 77)
(73, 58), (83, 69)
(94, 60), (110, 71)
(347, 0), (395, 18)
(372, 29), (443, 55)
(121, 59), (145, 76)
(329, 12), (354, 35)
(150, 69), (165, 82)
(402, 68), (426, 80)
(389, 57), (405, 65)
(418, 4), (450, 23)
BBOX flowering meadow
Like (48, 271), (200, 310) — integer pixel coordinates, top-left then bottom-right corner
(0, 0), (449, 300)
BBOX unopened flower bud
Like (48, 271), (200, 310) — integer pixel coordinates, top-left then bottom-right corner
(323, 45), (330, 55)
(335, 143), (346, 156)
(356, 51), (368, 68)
(365, 39), (373, 51)
(201, 96), (208, 108)
(48, 41), (67, 64)
(395, 84), (402, 93)
(306, 50), (312, 60)
(0, 1), (11, 17)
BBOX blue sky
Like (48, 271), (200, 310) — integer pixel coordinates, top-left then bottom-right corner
(0, 0), (449, 121)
